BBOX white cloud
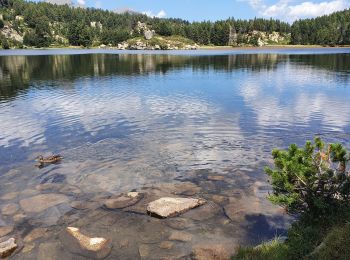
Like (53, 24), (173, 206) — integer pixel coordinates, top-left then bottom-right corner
(114, 7), (138, 14)
(156, 10), (167, 18)
(288, 0), (349, 18)
(242, 0), (350, 21)
(143, 9), (167, 18)
(77, 0), (85, 6)
(45, 0), (73, 5)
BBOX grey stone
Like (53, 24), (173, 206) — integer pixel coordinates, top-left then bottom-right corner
(147, 197), (206, 218)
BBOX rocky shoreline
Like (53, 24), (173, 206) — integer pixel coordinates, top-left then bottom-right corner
(0, 174), (290, 259)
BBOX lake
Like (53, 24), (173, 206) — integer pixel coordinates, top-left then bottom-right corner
(0, 49), (349, 259)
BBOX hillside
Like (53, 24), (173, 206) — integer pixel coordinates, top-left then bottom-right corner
(0, 0), (291, 49)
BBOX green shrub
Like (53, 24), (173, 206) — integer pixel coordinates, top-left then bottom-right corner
(101, 29), (130, 45)
(1, 38), (10, 49)
(265, 137), (350, 215)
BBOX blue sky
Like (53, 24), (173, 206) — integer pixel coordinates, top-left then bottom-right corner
(43, 0), (350, 22)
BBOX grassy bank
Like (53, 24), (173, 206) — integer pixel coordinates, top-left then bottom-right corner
(234, 204), (350, 259)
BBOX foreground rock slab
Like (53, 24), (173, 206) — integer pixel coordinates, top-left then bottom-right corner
(61, 227), (112, 259)
(0, 238), (17, 258)
(20, 194), (69, 213)
(147, 197), (206, 218)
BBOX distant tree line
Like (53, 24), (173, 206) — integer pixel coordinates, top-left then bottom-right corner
(0, 0), (349, 48)
(0, 0), (291, 48)
(291, 9), (350, 45)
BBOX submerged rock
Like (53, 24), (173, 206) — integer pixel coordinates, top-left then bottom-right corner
(1, 203), (19, 215)
(223, 196), (263, 222)
(0, 192), (18, 200)
(61, 227), (112, 259)
(0, 238), (17, 258)
(147, 197), (206, 218)
(70, 201), (99, 210)
(20, 194), (69, 213)
(37, 242), (62, 260)
(24, 228), (47, 243)
(104, 192), (142, 209)
(13, 213), (26, 223)
(159, 241), (174, 250)
(22, 243), (35, 253)
(0, 226), (13, 237)
(169, 231), (192, 242)
(119, 239), (129, 249)
(207, 175), (226, 181)
(35, 183), (63, 191)
(182, 201), (222, 221)
(164, 217), (192, 230)
(191, 244), (232, 260)
(138, 244), (150, 258)
(211, 195), (228, 205)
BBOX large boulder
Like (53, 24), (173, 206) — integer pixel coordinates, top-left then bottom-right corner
(60, 227), (112, 259)
(147, 197), (206, 218)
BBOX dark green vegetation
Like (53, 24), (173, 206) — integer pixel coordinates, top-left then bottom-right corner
(0, 0), (291, 48)
(291, 9), (350, 46)
(235, 138), (350, 260)
(266, 137), (350, 215)
(0, 1), (350, 48)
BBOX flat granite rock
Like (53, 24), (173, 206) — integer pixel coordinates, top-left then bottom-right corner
(60, 227), (112, 259)
(147, 197), (206, 218)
